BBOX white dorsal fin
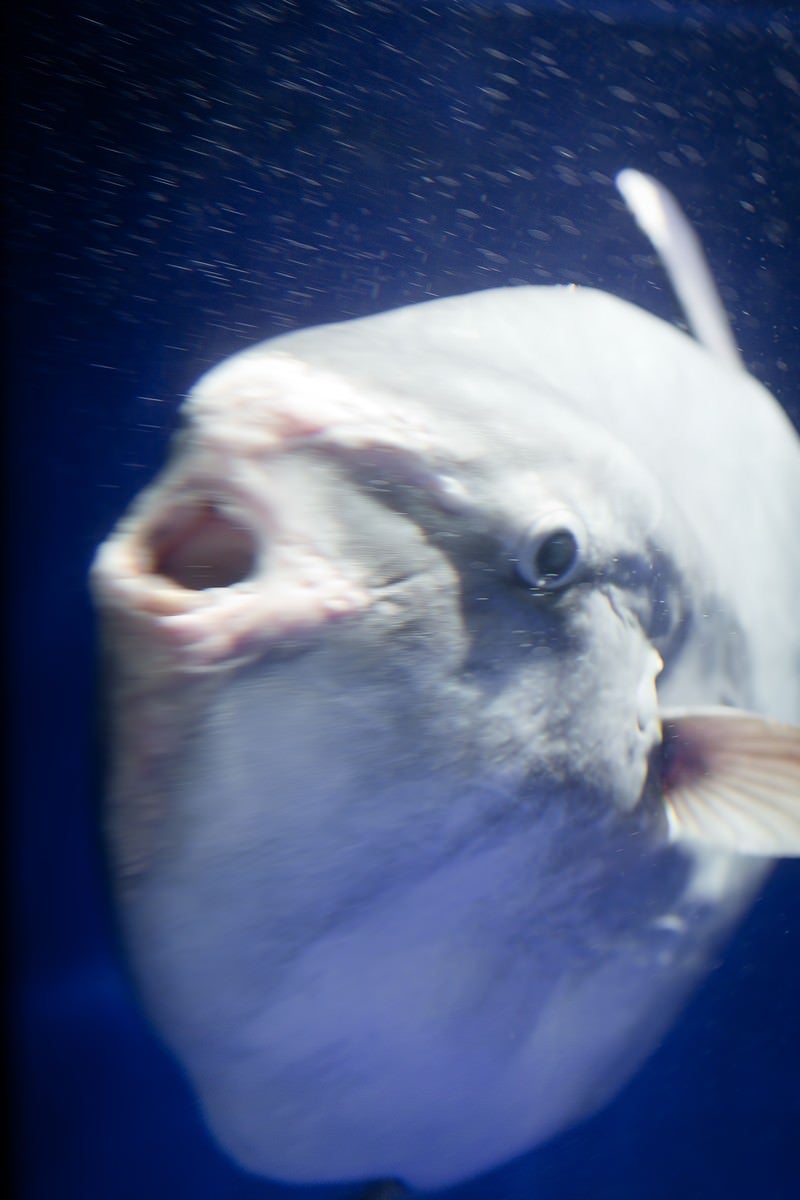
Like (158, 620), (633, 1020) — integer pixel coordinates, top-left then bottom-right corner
(658, 707), (800, 857)
(616, 168), (743, 370)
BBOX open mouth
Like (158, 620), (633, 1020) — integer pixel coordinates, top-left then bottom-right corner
(92, 469), (371, 667)
(146, 499), (260, 592)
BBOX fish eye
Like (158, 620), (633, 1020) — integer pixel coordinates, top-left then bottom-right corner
(514, 510), (586, 590)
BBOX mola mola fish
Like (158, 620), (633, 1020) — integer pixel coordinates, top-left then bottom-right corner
(91, 172), (800, 1190)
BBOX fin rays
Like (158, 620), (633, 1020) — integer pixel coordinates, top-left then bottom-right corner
(660, 707), (800, 857)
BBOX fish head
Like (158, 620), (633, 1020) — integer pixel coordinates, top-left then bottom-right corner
(92, 339), (672, 920)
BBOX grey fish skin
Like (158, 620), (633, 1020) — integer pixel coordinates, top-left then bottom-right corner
(92, 268), (800, 1182)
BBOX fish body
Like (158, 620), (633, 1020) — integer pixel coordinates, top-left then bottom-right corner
(91, 178), (800, 1189)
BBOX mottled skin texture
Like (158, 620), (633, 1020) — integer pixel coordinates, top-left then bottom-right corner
(92, 287), (800, 1188)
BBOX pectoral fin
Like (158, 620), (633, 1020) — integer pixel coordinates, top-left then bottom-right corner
(657, 707), (800, 857)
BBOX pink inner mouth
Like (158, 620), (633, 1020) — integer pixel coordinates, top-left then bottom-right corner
(147, 501), (258, 592)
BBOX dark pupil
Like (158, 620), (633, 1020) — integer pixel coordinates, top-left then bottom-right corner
(536, 530), (577, 581)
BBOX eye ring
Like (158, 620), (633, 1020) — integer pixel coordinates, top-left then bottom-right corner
(514, 509), (587, 591)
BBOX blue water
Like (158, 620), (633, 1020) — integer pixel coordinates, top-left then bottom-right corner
(10, 2), (800, 1197)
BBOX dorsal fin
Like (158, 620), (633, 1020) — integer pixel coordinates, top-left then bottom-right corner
(616, 169), (743, 371)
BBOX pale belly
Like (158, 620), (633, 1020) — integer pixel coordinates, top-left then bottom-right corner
(129, 816), (763, 1189)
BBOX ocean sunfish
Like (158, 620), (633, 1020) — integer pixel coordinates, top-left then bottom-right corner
(91, 173), (800, 1190)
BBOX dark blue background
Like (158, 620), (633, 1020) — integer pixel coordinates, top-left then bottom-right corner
(9, 2), (800, 1197)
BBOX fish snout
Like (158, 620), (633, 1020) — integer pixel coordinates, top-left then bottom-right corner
(91, 458), (372, 670)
